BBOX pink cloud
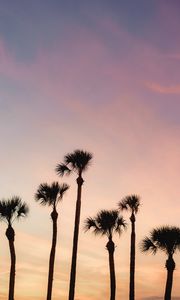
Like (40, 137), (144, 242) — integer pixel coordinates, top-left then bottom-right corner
(0, 20), (159, 92)
(146, 81), (180, 94)
(1, 15), (180, 106)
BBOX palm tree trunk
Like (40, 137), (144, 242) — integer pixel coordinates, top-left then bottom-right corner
(164, 255), (175, 300)
(68, 175), (84, 300)
(106, 238), (116, 300)
(6, 225), (16, 300)
(129, 213), (136, 300)
(47, 208), (58, 300)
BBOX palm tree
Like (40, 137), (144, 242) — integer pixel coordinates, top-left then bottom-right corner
(84, 210), (126, 300)
(56, 149), (93, 300)
(141, 226), (180, 300)
(0, 196), (29, 300)
(35, 181), (69, 300)
(118, 195), (140, 300)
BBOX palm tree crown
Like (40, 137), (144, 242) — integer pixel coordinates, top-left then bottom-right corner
(35, 181), (69, 300)
(35, 182), (69, 207)
(141, 226), (180, 256)
(55, 150), (93, 176)
(55, 149), (92, 300)
(0, 196), (29, 224)
(118, 194), (140, 300)
(85, 210), (126, 237)
(118, 195), (140, 214)
(85, 209), (126, 300)
(0, 196), (29, 300)
(141, 226), (180, 300)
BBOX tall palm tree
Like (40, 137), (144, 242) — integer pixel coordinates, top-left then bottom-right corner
(0, 196), (29, 300)
(118, 195), (140, 300)
(56, 149), (93, 300)
(35, 181), (69, 300)
(141, 226), (180, 300)
(84, 210), (126, 300)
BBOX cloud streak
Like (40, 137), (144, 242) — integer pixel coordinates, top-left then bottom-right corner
(146, 82), (180, 94)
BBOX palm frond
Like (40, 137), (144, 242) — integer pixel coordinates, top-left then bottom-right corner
(84, 217), (100, 235)
(96, 210), (114, 235)
(58, 183), (70, 199)
(118, 195), (140, 214)
(17, 202), (29, 218)
(118, 199), (128, 211)
(0, 200), (12, 220)
(0, 196), (29, 223)
(141, 226), (180, 257)
(0, 196), (20, 221)
(35, 183), (52, 205)
(55, 163), (71, 176)
(115, 215), (127, 235)
(141, 237), (157, 254)
(85, 209), (126, 238)
(64, 152), (77, 166)
(151, 226), (180, 255)
(64, 150), (93, 173)
(35, 182), (69, 207)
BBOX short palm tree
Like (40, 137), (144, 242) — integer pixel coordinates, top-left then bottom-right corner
(84, 210), (126, 300)
(141, 226), (180, 300)
(56, 149), (93, 300)
(0, 196), (29, 300)
(35, 181), (69, 300)
(118, 195), (140, 300)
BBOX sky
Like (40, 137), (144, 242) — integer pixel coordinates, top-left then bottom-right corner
(0, 0), (180, 299)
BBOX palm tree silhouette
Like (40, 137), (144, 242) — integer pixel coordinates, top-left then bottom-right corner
(141, 226), (180, 300)
(0, 196), (29, 300)
(56, 149), (93, 300)
(118, 195), (140, 300)
(35, 181), (69, 300)
(84, 210), (126, 300)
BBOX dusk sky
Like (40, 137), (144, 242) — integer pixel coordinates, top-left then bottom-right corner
(1, 1), (180, 300)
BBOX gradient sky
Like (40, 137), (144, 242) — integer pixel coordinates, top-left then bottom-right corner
(1, 1), (180, 299)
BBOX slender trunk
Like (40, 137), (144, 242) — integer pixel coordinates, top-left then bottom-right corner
(47, 208), (58, 300)
(106, 238), (116, 300)
(164, 255), (175, 300)
(129, 213), (136, 300)
(6, 225), (16, 300)
(68, 174), (84, 300)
